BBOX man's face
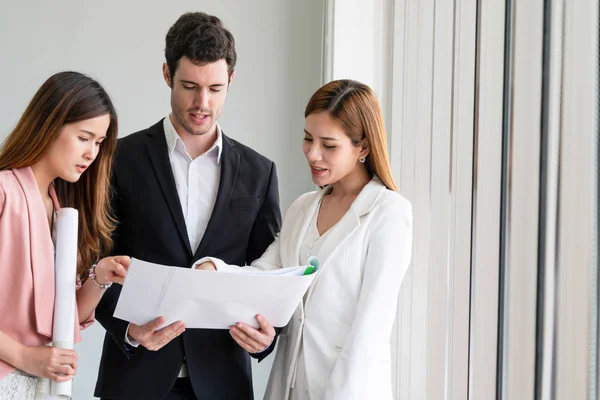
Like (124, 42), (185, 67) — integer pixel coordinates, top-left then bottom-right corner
(163, 56), (234, 137)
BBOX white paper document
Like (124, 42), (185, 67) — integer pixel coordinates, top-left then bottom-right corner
(114, 257), (320, 329)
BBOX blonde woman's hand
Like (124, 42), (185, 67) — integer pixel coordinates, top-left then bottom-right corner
(18, 345), (77, 382)
(94, 255), (131, 285)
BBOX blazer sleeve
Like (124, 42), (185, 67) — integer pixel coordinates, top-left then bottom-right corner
(245, 162), (282, 264)
(198, 231), (283, 273)
(323, 201), (413, 399)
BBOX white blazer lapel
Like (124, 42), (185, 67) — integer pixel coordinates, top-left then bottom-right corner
(312, 179), (386, 268)
(311, 207), (360, 267)
(303, 179), (386, 304)
(303, 207), (360, 305)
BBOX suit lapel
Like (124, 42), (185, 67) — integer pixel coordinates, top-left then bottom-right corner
(193, 134), (240, 259)
(144, 122), (192, 255)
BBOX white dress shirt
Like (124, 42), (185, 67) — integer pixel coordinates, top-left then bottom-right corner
(125, 115), (223, 350)
(163, 115), (222, 252)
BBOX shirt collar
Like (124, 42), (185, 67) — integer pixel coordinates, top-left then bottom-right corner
(163, 115), (223, 163)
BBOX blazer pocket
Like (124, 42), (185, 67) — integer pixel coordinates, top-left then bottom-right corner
(230, 197), (261, 208)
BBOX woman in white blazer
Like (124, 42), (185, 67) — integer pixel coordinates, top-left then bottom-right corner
(197, 79), (413, 399)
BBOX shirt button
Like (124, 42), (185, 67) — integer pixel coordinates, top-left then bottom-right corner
(308, 244), (313, 249)
(298, 316), (303, 322)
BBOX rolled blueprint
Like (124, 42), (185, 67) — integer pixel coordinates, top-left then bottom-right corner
(49, 208), (78, 398)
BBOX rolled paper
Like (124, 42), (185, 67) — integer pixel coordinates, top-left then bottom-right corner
(49, 208), (78, 399)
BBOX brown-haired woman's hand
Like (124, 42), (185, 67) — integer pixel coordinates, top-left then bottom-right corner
(194, 261), (216, 271)
(94, 255), (131, 285)
(18, 345), (78, 382)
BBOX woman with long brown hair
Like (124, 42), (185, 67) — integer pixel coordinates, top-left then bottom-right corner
(196, 79), (413, 399)
(0, 71), (130, 399)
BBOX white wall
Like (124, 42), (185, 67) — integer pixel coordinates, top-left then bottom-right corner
(0, 1), (323, 398)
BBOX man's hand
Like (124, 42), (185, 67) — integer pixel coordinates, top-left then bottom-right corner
(229, 314), (275, 354)
(128, 317), (186, 351)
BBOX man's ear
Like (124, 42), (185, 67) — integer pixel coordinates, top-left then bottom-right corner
(227, 70), (236, 90)
(162, 63), (173, 88)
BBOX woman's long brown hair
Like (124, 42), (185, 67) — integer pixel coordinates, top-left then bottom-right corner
(0, 71), (118, 280)
(305, 79), (398, 192)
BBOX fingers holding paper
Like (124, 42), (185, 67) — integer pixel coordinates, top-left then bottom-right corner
(128, 317), (186, 351)
(230, 314), (275, 354)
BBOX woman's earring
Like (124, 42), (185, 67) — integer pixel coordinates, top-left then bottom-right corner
(359, 155), (366, 163)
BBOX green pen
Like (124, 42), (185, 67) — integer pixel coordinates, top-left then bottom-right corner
(303, 256), (321, 275)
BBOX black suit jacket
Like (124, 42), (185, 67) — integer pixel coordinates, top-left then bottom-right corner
(94, 120), (282, 400)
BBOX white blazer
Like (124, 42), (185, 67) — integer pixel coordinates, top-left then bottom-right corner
(204, 178), (413, 399)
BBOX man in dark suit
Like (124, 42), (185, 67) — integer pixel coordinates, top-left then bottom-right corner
(94, 12), (281, 400)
